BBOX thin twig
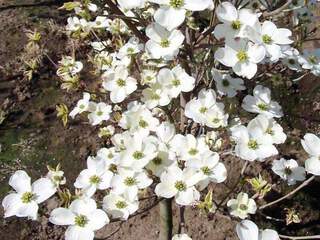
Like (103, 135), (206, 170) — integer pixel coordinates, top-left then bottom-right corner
(263, 0), (293, 17)
(259, 176), (316, 210)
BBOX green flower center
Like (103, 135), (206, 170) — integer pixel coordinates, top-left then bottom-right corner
(139, 119), (149, 128)
(133, 151), (144, 160)
(89, 175), (101, 184)
(239, 204), (248, 211)
(212, 118), (220, 124)
(284, 167), (292, 175)
(116, 78), (126, 87)
(172, 79), (181, 87)
(75, 215), (88, 227)
(21, 192), (35, 203)
(152, 157), (163, 165)
(199, 107), (208, 114)
(127, 47), (135, 54)
(237, 50), (248, 62)
(308, 55), (318, 64)
(169, 0), (184, 8)
(222, 79), (230, 87)
(266, 128), (274, 135)
(188, 148), (198, 156)
(116, 200), (127, 209)
(160, 39), (170, 48)
(151, 93), (161, 100)
(288, 59), (296, 65)
(174, 181), (187, 191)
(262, 34), (272, 44)
(124, 177), (136, 186)
(79, 104), (85, 109)
(96, 111), (103, 116)
(231, 20), (241, 30)
(201, 166), (211, 175)
(248, 139), (259, 150)
(258, 103), (269, 111)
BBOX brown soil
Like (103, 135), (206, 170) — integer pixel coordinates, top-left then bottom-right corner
(0, 2), (320, 240)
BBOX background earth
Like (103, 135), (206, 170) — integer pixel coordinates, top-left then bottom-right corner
(0, 1), (319, 239)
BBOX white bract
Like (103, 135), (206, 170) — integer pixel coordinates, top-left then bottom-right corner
(74, 157), (113, 197)
(214, 2), (259, 42)
(301, 133), (320, 176)
(88, 102), (112, 125)
(185, 150), (227, 190)
(272, 158), (306, 185)
(231, 124), (278, 162)
(69, 92), (91, 118)
(103, 192), (139, 220)
(145, 23), (184, 60)
(242, 85), (283, 118)
(155, 166), (202, 206)
(247, 114), (286, 144)
(49, 198), (109, 240)
(150, 0), (213, 31)
(157, 65), (195, 98)
(102, 65), (137, 103)
(244, 21), (293, 62)
(212, 70), (246, 97)
(111, 168), (152, 200)
(236, 220), (280, 240)
(2, 170), (56, 220)
(227, 192), (257, 219)
(215, 39), (266, 79)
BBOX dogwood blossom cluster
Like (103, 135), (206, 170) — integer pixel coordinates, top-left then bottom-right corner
(2, 1), (320, 240)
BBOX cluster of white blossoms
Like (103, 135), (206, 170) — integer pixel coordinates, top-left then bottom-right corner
(2, 1), (320, 240)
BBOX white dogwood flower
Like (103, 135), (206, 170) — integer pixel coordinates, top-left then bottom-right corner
(244, 21), (293, 62)
(155, 166), (202, 205)
(49, 198), (109, 240)
(111, 168), (153, 200)
(150, 0), (213, 31)
(88, 102), (112, 125)
(212, 71), (246, 97)
(272, 158), (306, 185)
(215, 39), (265, 79)
(185, 89), (217, 125)
(301, 133), (320, 176)
(214, 2), (259, 42)
(231, 125), (278, 161)
(236, 220), (280, 240)
(146, 23), (184, 60)
(103, 192), (139, 220)
(186, 150), (227, 190)
(70, 92), (91, 118)
(118, 37), (144, 58)
(142, 84), (171, 109)
(157, 65), (195, 98)
(247, 114), (286, 144)
(2, 170), (56, 220)
(102, 65), (137, 103)
(171, 134), (209, 162)
(74, 156), (113, 197)
(242, 85), (283, 118)
(227, 192), (256, 219)
(118, 135), (158, 171)
(119, 101), (160, 137)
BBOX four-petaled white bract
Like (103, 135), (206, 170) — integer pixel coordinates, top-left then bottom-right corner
(2, 170), (56, 220)
(301, 133), (320, 176)
(49, 198), (109, 240)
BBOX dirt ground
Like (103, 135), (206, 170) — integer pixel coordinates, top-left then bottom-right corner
(0, 1), (320, 240)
